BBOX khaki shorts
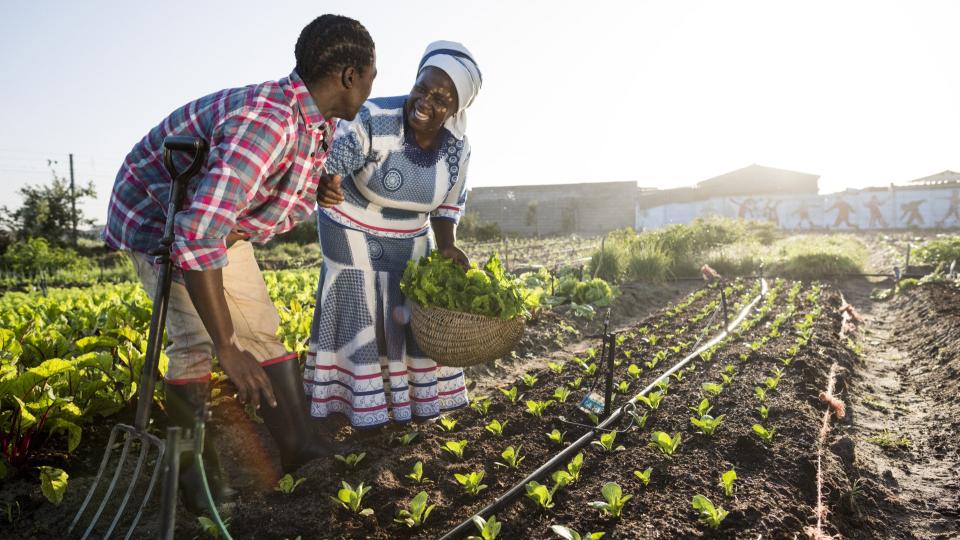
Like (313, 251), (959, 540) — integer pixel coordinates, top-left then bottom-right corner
(129, 240), (293, 384)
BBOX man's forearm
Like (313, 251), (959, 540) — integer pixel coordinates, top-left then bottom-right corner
(183, 267), (238, 351)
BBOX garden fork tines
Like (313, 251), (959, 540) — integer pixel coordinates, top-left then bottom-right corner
(69, 136), (209, 539)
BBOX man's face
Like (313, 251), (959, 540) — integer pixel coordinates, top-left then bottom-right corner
(341, 53), (377, 121)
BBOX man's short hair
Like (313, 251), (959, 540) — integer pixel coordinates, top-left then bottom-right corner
(295, 14), (375, 84)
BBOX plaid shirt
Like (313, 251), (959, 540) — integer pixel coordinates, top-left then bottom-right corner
(103, 71), (334, 271)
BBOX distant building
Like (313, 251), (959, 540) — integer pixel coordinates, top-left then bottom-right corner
(903, 170), (960, 188)
(467, 181), (639, 236)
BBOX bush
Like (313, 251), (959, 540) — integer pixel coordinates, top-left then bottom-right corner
(0, 237), (93, 276)
(588, 244), (623, 282)
(914, 236), (960, 266)
(624, 242), (672, 282)
(458, 213), (502, 241)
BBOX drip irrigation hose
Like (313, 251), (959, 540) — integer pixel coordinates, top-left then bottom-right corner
(438, 277), (768, 540)
(194, 421), (233, 540)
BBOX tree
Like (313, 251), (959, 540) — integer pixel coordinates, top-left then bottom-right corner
(0, 163), (96, 245)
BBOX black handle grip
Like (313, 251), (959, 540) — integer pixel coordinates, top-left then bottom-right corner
(164, 135), (209, 154)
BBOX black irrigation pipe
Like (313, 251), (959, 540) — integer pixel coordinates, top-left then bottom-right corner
(438, 278), (770, 540)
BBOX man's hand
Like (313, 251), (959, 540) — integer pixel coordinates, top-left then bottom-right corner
(439, 244), (470, 269)
(217, 342), (277, 410)
(183, 267), (277, 410)
(317, 174), (345, 208)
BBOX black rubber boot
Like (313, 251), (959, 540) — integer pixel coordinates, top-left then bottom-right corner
(260, 358), (329, 472)
(164, 382), (234, 514)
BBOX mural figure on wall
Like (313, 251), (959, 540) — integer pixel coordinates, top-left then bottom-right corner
(762, 199), (781, 226)
(791, 200), (817, 229)
(864, 195), (888, 228)
(827, 197), (857, 228)
(937, 190), (960, 227)
(729, 197), (757, 219)
(900, 199), (926, 227)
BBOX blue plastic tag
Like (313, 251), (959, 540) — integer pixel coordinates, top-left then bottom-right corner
(578, 391), (605, 416)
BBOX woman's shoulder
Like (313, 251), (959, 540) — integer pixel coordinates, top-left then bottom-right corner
(364, 96), (407, 115)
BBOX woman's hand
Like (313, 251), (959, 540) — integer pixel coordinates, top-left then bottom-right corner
(317, 173), (345, 208)
(439, 244), (470, 269)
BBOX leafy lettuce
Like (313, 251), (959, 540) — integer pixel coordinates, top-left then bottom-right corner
(401, 251), (536, 320)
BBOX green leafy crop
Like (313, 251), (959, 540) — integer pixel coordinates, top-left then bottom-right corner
(401, 252), (536, 320)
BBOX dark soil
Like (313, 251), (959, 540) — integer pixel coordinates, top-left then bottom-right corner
(837, 279), (960, 540)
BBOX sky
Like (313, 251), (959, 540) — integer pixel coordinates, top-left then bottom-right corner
(2, 0), (959, 224)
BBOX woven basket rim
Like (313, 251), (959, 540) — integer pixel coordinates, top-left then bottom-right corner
(409, 301), (528, 323)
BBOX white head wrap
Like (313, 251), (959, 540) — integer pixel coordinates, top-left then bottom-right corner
(417, 40), (482, 138)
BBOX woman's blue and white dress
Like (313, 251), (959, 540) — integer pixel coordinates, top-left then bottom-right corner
(304, 96), (471, 428)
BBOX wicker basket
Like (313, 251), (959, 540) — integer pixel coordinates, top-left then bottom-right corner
(410, 302), (526, 367)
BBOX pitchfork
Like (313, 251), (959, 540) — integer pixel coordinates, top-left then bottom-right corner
(69, 135), (209, 539)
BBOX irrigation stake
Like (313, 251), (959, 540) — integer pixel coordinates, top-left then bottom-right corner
(603, 333), (616, 418)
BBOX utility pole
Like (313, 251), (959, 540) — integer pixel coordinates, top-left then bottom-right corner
(69, 153), (77, 245)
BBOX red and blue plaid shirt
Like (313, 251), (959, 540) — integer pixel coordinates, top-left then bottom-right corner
(103, 71), (334, 271)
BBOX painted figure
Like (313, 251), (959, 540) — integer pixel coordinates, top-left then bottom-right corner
(900, 199), (926, 227)
(864, 195), (888, 228)
(827, 198), (857, 228)
(937, 190), (960, 227)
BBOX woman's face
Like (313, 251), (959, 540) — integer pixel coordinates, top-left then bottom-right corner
(406, 66), (459, 135)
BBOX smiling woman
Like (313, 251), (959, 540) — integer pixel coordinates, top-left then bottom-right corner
(305, 41), (483, 428)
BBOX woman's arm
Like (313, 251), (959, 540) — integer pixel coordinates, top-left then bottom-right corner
(431, 218), (469, 268)
(318, 109), (373, 207)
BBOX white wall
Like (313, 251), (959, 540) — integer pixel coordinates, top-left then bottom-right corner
(636, 187), (960, 230)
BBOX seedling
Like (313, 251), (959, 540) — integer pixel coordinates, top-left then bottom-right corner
(588, 482), (632, 518)
(521, 373), (539, 388)
(583, 363), (598, 377)
(548, 361), (566, 375)
(627, 410), (648, 428)
(656, 380), (671, 395)
(764, 375), (780, 391)
(275, 474), (306, 495)
(688, 398), (713, 418)
(551, 470), (574, 492)
(405, 461), (431, 484)
(648, 431), (681, 457)
(485, 419), (507, 437)
(627, 364), (641, 380)
(441, 440), (469, 460)
(723, 364), (735, 375)
(499, 386), (523, 404)
(671, 370), (685, 382)
(866, 429), (911, 449)
(394, 491), (435, 528)
(739, 352), (749, 362)
(496, 445), (526, 469)
(455, 471), (488, 496)
(635, 390), (664, 410)
(758, 405), (769, 419)
(438, 416), (458, 432)
(752, 424), (775, 444)
(719, 469), (737, 497)
(568, 376), (583, 390)
(615, 381), (630, 394)
(566, 452), (584, 482)
(691, 494), (728, 529)
(633, 467), (652, 486)
(526, 399), (554, 418)
(720, 373), (734, 385)
(690, 414), (725, 436)
(469, 515), (503, 540)
(525, 481), (555, 509)
(334, 452), (366, 469)
(550, 525), (605, 540)
(591, 431), (625, 453)
(547, 429), (567, 445)
(470, 396), (492, 416)
(553, 386), (571, 403)
(390, 431), (419, 447)
(702, 382), (724, 397)
(329, 481), (374, 516)
(754, 386), (767, 403)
